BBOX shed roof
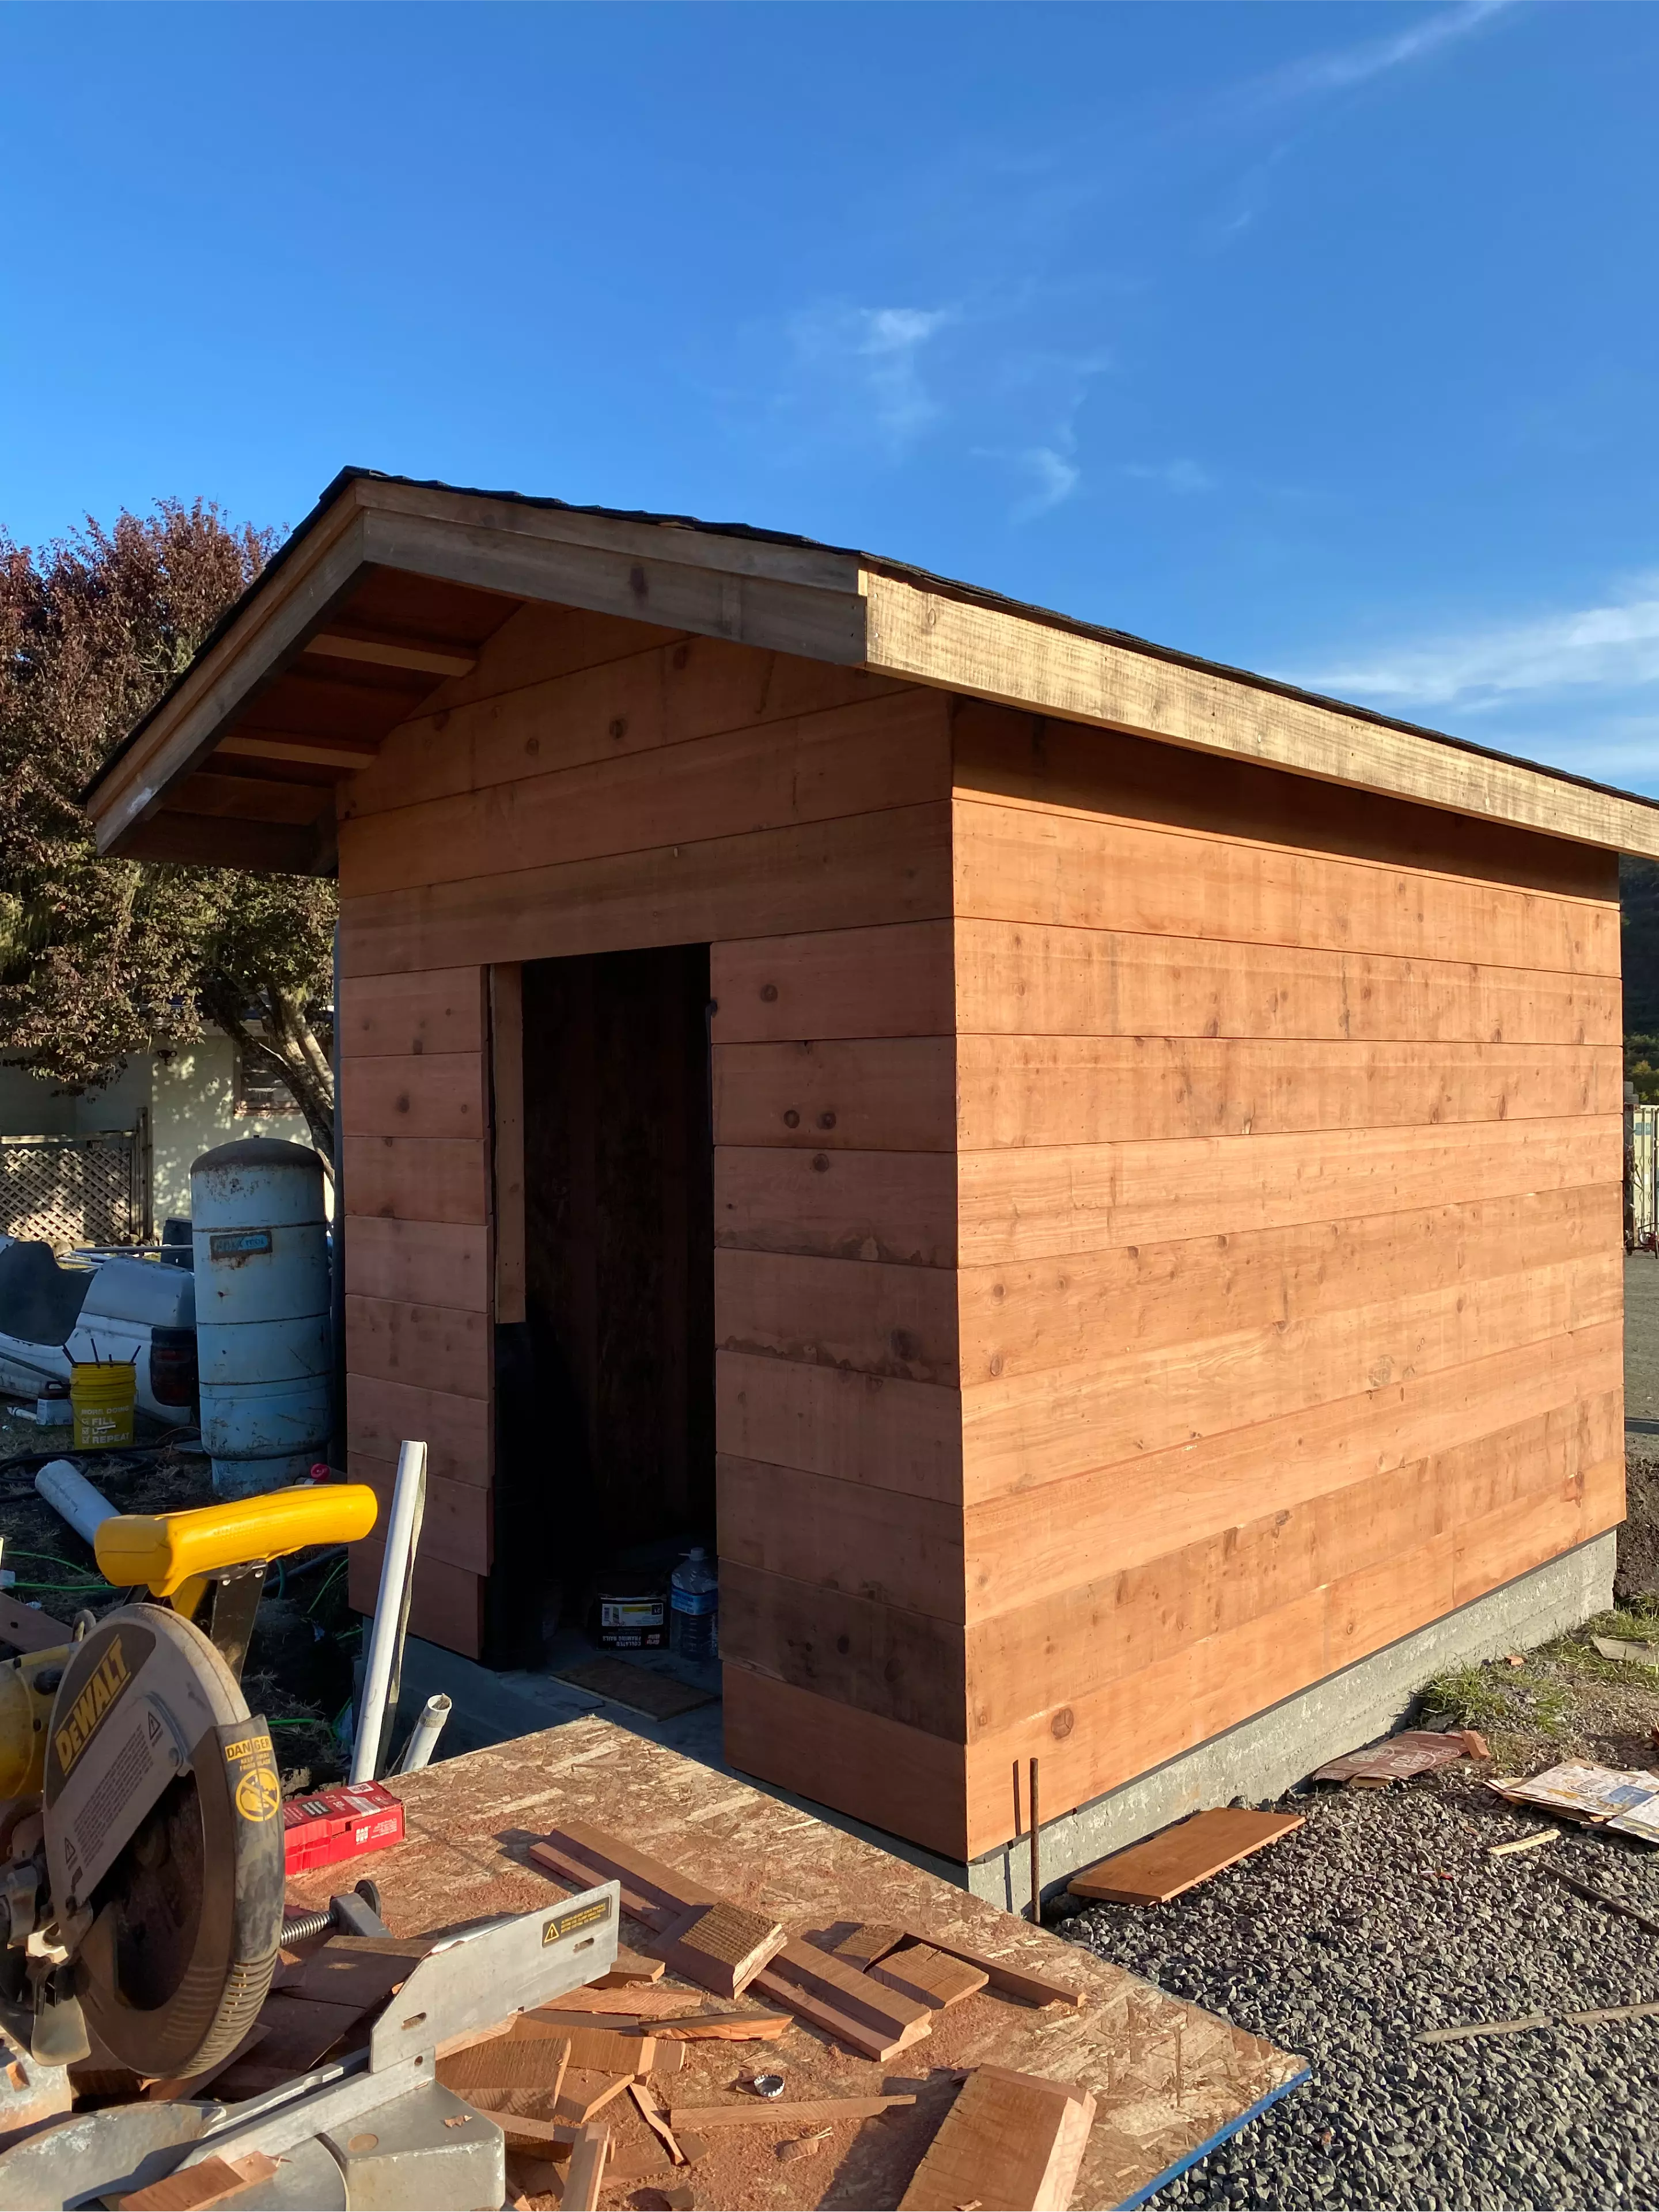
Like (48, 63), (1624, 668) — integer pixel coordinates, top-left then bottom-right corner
(85, 468), (1659, 869)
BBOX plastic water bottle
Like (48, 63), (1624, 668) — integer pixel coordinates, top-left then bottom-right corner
(670, 1547), (718, 1662)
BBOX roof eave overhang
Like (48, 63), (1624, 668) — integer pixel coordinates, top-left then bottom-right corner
(86, 471), (1659, 866)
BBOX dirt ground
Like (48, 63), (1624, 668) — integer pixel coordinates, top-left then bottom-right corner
(0, 1415), (354, 1787)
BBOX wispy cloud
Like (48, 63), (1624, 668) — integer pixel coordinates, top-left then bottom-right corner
(1245, 1), (1515, 112)
(1290, 579), (1659, 709)
(1126, 458), (1214, 496)
(787, 303), (955, 449)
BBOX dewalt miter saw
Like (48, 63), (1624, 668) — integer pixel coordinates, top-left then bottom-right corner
(0, 1485), (377, 2081)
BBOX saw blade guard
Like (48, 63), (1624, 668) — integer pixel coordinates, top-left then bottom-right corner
(40, 1606), (284, 2080)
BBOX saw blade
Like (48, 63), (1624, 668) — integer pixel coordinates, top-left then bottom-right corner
(41, 1606), (284, 2080)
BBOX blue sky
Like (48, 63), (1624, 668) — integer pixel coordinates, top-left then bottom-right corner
(4, 2), (1657, 794)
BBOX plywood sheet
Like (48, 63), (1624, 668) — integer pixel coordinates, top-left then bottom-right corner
(1067, 1810), (1305, 1905)
(283, 1714), (1305, 2211)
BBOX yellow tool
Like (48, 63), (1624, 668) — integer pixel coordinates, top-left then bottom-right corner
(0, 1482), (378, 2078)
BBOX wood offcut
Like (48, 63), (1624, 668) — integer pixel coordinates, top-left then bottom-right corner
(1067, 1809), (1305, 1906)
(897, 2065), (1096, 2212)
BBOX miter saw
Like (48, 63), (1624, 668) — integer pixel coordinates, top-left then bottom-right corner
(0, 1483), (378, 2081)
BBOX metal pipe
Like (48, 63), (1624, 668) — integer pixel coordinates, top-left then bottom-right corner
(395, 1693), (452, 1774)
(350, 1439), (427, 1786)
(34, 1460), (118, 1547)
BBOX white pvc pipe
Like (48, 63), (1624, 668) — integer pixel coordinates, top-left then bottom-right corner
(35, 1461), (118, 1548)
(350, 1438), (427, 1786)
(396, 1693), (452, 1774)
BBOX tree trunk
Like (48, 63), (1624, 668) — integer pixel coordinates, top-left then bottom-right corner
(202, 982), (335, 1174)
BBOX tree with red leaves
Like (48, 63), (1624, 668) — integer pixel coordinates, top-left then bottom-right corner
(0, 500), (338, 1163)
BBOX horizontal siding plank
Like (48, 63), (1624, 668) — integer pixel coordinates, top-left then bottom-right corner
(953, 919), (1619, 1046)
(958, 1183), (1619, 1384)
(717, 1454), (965, 1619)
(719, 1561), (965, 1738)
(715, 1249), (959, 1386)
(340, 1052), (487, 1142)
(342, 1136), (489, 1225)
(344, 1292), (491, 1399)
(711, 921), (955, 1044)
(349, 1534), (484, 1661)
(343, 1216), (489, 1313)
(346, 633), (908, 819)
(349, 1448), (493, 1575)
(951, 699), (1619, 904)
(959, 1254), (1621, 1503)
(339, 967), (484, 1058)
(715, 1350), (962, 1504)
(962, 1507), (1619, 1853)
(958, 1114), (1620, 1265)
(338, 802), (954, 976)
(954, 796), (1619, 977)
(722, 1665), (968, 1861)
(962, 1325), (1623, 1618)
(338, 687), (949, 898)
(345, 1372), (491, 1488)
(962, 1390), (1619, 1735)
(714, 1038), (956, 1152)
(716, 1146), (956, 1268)
(955, 1036), (1620, 1149)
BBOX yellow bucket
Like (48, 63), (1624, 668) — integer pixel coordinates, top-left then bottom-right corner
(70, 1361), (137, 1450)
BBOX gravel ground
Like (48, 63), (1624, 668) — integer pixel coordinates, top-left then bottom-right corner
(1056, 1773), (1659, 2210)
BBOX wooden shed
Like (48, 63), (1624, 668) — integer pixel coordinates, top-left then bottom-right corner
(86, 471), (1659, 1870)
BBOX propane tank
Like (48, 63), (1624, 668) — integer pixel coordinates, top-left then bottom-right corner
(191, 1137), (331, 1498)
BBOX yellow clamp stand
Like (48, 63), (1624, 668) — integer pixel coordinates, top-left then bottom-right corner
(95, 1483), (379, 1603)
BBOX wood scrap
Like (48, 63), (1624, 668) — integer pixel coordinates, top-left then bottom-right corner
(896, 2065), (1095, 2212)
(1487, 1831), (1556, 1857)
(494, 2112), (579, 2149)
(897, 1932), (1084, 2012)
(118, 2152), (281, 2210)
(1416, 2014), (1552, 2045)
(527, 1983), (696, 2018)
(598, 1945), (665, 1986)
(563, 2121), (610, 2211)
(0, 1594), (72, 1655)
(653, 1899), (786, 1998)
(530, 1821), (717, 1931)
(630, 2077), (687, 2164)
(1565, 1999), (1659, 2025)
(1066, 1810), (1304, 1906)
(668, 2095), (917, 2131)
(654, 2008), (790, 2042)
(560, 2027), (656, 2076)
(752, 1940), (933, 2061)
(828, 1922), (906, 1970)
(870, 1942), (988, 2012)
(1547, 1866), (1659, 1937)
(554, 2069), (635, 2125)
(650, 2040), (686, 2076)
(439, 2035), (571, 2101)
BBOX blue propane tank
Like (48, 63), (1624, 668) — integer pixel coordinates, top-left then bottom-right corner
(190, 1137), (331, 1498)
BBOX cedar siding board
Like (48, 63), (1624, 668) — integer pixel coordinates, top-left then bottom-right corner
(87, 483), (1632, 1864)
(336, 616), (959, 1688)
(950, 704), (1623, 1855)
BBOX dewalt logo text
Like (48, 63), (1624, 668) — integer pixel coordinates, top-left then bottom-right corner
(53, 1639), (131, 1777)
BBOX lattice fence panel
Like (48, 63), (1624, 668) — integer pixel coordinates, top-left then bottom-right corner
(1633, 1104), (1658, 1247)
(0, 1135), (138, 1249)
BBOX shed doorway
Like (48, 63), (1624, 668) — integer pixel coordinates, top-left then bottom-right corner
(513, 943), (716, 1660)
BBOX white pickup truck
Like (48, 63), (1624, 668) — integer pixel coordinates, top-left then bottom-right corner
(0, 1236), (197, 1426)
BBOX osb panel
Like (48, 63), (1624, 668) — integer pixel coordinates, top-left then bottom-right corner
(286, 1717), (1305, 2210)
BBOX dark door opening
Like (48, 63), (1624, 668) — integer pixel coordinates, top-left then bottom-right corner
(503, 943), (715, 1661)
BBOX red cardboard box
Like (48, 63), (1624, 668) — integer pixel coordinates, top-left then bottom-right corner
(282, 1780), (405, 1876)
